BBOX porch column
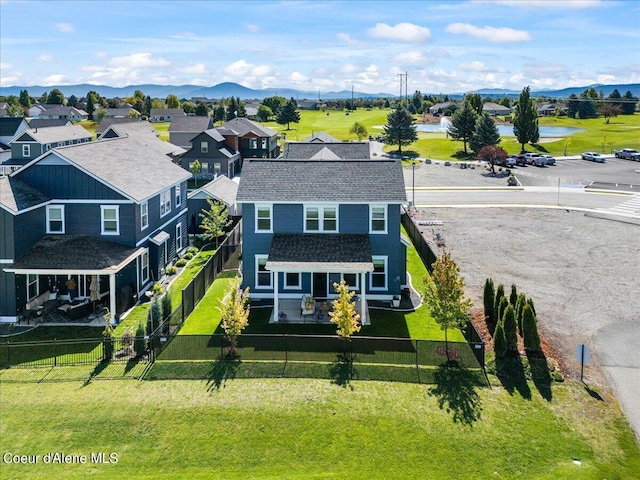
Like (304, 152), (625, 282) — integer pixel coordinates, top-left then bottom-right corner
(109, 274), (116, 325)
(360, 271), (366, 324)
(273, 270), (279, 322)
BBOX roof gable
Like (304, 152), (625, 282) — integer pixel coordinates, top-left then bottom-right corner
(0, 175), (49, 214)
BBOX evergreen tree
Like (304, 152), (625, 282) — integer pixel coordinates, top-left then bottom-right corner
(161, 292), (172, 322)
(18, 89), (31, 109)
(448, 101), (478, 154)
(465, 93), (483, 115)
(493, 319), (507, 358)
(67, 94), (78, 107)
(86, 91), (98, 121)
(134, 323), (146, 358)
(483, 278), (495, 325)
(515, 293), (527, 335)
(494, 284), (505, 320)
(214, 102), (226, 123)
(503, 305), (518, 354)
(470, 113), (501, 154)
(509, 284), (518, 307)
(567, 94), (579, 118)
(276, 100), (301, 130)
(143, 95), (152, 117)
(513, 86), (539, 151)
(621, 91), (638, 115)
(146, 295), (162, 335)
(527, 297), (536, 317)
(497, 296), (509, 331)
(522, 304), (541, 352)
(382, 106), (418, 155)
(195, 102), (209, 116)
(607, 89), (622, 110)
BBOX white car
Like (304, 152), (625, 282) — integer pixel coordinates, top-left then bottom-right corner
(582, 152), (606, 163)
(543, 155), (556, 165)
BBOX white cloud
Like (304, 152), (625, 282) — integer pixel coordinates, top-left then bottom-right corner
(446, 23), (531, 43)
(110, 53), (170, 68)
(0, 62), (12, 70)
(224, 59), (254, 76)
(243, 23), (261, 33)
(367, 23), (431, 42)
(394, 51), (431, 65)
(489, 0), (600, 9)
(44, 74), (68, 84)
(458, 61), (492, 72)
(341, 64), (358, 73)
(289, 72), (309, 83)
(183, 63), (208, 75)
(37, 55), (54, 62)
(55, 23), (74, 33)
(337, 33), (360, 45)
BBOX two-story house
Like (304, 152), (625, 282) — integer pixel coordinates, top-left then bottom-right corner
(8, 125), (93, 166)
(280, 141), (372, 160)
(0, 117), (30, 166)
(0, 136), (191, 323)
(168, 116), (214, 149)
(187, 175), (240, 234)
(98, 121), (185, 159)
(217, 117), (279, 159)
(236, 158), (407, 324)
(178, 128), (241, 180)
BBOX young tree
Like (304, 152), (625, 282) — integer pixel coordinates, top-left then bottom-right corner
(497, 296), (509, 331)
(513, 86), (539, 151)
(382, 106), (418, 155)
(599, 104), (622, 124)
(146, 295), (162, 336)
(494, 283), (505, 319)
(509, 284), (518, 307)
(199, 197), (232, 249)
(102, 321), (114, 363)
(493, 319), (507, 359)
(134, 323), (146, 358)
(522, 304), (541, 352)
(502, 305), (518, 354)
(422, 250), (472, 363)
(470, 113), (501, 154)
(166, 94), (180, 109)
(217, 277), (250, 355)
(515, 293), (527, 335)
(161, 292), (172, 321)
(448, 101), (478, 154)
(190, 159), (201, 188)
(329, 280), (361, 340)
(349, 121), (368, 140)
(477, 145), (508, 175)
(483, 278), (495, 325)
(276, 100), (300, 130)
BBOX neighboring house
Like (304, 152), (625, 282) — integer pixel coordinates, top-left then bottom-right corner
(98, 121), (186, 159)
(99, 107), (139, 118)
(0, 117), (30, 152)
(236, 158), (407, 323)
(38, 106), (89, 121)
(9, 125), (93, 166)
(281, 141), (371, 160)
(482, 102), (511, 116)
(302, 132), (340, 143)
(27, 104), (49, 117)
(297, 100), (322, 110)
(217, 117), (279, 159)
(0, 102), (9, 117)
(0, 136), (191, 323)
(95, 118), (140, 137)
(149, 109), (186, 122)
(187, 175), (240, 234)
(537, 103), (566, 116)
(168, 116), (214, 149)
(179, 129), (241, 180)
(429, 102), (455, 114)
(27, 118), (72, 129)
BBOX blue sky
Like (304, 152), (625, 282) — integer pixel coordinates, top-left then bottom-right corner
(1, 0), (638, 94)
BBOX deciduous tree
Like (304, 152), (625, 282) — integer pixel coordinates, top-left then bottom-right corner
(477, 145), (508, 174)
(47, 88), (65, 105)
(19, 89), (31, 109)
(166, 94), (180, 109)
(217, 278), (250, 355)
(349, 121), (368, 140)
(423, 250), (472, 364)
(190, 159), (201, 188)
(329, 280), (361, 340)
(382, 106), (417, 155)
(199, 197), (232, 249)
(599, 104), (622, 124)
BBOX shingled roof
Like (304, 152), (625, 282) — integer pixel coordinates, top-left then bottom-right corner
(236, 158), (406, 203)
(168, 116), (213, 132)
(0, 175), (49, 214)
(189, 175), (238, 207)
(281, 142), (371, 159)
(217, 117), (277, 138)
(16, 125), (92, 144)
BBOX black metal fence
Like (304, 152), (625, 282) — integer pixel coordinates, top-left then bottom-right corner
(401, 210), (437, 273)
(156, 334), (485, 370)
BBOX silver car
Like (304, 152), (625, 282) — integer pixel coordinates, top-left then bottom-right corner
(582, 151), (606, 163)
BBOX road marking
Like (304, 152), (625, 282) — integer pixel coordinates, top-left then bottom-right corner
(605, 196), (640, 217)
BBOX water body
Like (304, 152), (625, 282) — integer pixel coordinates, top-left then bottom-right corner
(411, 118), (584, 137)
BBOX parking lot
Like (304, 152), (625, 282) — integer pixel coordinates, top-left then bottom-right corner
(405, 157), (640, 439)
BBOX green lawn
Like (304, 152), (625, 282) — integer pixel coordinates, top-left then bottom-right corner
(1, 376), (638, 480)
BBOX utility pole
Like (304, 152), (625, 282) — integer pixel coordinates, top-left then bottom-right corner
(397, 72), (408, 107)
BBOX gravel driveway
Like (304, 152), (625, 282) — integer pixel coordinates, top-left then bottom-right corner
(404, 161), (640, 439)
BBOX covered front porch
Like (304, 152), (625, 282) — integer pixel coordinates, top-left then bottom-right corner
(268, 296), (369, 325)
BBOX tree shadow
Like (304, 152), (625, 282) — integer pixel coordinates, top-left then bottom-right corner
(526, 351), (552, 401)
(428, 363), (483, 426)
(328, 352), (354, 389)
(205, 352), (241, 391)
(123, 357), (141, 376)
(82, 361), (109, 386)
(495, 355), (532, 400)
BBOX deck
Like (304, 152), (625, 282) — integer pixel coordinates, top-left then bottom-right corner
(270, 298), (370, 325)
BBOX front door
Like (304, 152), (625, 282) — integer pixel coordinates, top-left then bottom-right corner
(313, 273), (327, 299)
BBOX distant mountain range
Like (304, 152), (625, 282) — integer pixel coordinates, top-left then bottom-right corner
(1, 82), (638, 101)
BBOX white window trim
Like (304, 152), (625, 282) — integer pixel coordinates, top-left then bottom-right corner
(304, 204), (338, 233)
(160, 189), (171, 217)
(369, 256), (388, 291)
(175, 185), (182, 207)
(46, 205), (65, 234)
(100, 205), (120, 235)
(22, 144), (31, 157)
(140, 201), (149, 231)
(255, 254), (272, 289)
(201, 141), (209, 153)
(255, 204), (272, 233)
(176, 222), (183, 252)
(140, 250), (149, 285)
(369, 204), (388, 234)
(27, 274), (39, 301)
(328, 272), (360, 293)
(284, 272), (301, 289)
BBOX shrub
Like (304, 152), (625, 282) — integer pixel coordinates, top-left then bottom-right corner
(121, 329), (134, 349)
(494, 284), (505, 319)
(146, 296), (162, 335)
(161, 292), (172, 321)
(510, 284), (518, 307)
(182, 252), (194, 260)
(165, 265), (177, 276)
(187, 246), (198, 255)
(515, 293), (527, 335)
(497, 296), (509, 330)
(175, 258), (187, 267)
(150, 282), (163, 296)
(102, 324), (114, 363)
(483, 278), (495, 325)
(503, 305), (518, 354)
(493, 320), (507, 358)
(134, 323), (146, 358)
(522, 304), (541, 352)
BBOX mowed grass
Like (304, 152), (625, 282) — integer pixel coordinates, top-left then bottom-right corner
(1, 377), (638, 480)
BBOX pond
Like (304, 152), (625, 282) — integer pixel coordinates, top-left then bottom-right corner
(408, 118), (584, 137)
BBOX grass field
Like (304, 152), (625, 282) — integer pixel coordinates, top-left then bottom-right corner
(1, 375), (638, 480)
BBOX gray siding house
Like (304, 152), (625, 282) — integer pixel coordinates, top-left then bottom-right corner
(236, 158), (407, 323)
(187, 175), (240, 234)
(169, 116), (214, 149)
(9, 125), (93, 166)
(179, 129), (241, 180)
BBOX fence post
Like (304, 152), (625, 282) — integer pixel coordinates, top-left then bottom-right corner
(54, 338), (57, 367)
(415, 340), (419, 369)
(5, 339), (9, 368)
(285, 334), (288, 365)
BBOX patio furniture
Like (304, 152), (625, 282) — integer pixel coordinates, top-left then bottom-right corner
(301, 294), (315, 316)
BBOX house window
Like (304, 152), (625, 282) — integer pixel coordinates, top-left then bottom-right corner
(201, 163), (209, 174)
(329, 272), (359, 292)
(175, 185), (181, 207)
(284, 272), (301, 289)
(101, 206), (119, 235)
(201, 141), (208, 153)
(249, 138), (257, 149)
(370, 257), (387, 290)
(255, 255), (272, 288)
(214, 163), (221, 175)
(164, 239), (169, 265)
(160, 189), (171, 217)
(140, 202), (149, 230)
(304, 205), (338, 232)
(27, 274), (39, 301)
(176, 222), (183, 252)
(46, 205), (65, 234)
(370, 205), (387, 233)
(261, 138), (267, 149)
(256, 205), (272, 232)
(46, 144), (51, 151)
(140, 251), (149, 284)
(22, 145), (30, 157)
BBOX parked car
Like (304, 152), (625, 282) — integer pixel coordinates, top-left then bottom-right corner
(524, 153), (547, 166)
(630, 153), (640, 162)
(543, 155), (556, 166)
(582, 152), (606, 163)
